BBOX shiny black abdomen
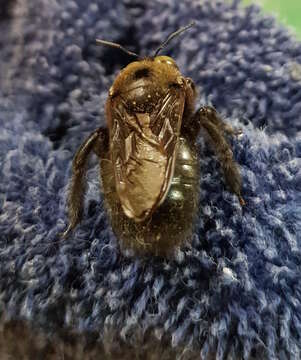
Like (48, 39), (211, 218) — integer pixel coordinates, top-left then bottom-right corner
(100, 137), (200, 256)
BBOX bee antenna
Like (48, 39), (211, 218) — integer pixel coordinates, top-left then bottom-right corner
(95, 39), (140, 59)
(153, 21), (195, 57)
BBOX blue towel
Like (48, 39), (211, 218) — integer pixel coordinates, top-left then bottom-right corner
(0, 0), (301, 359)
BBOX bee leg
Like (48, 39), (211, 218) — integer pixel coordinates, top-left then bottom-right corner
(62, 127), (108, 238)
(92, 127), (109, 157)
(199, 106), (243, 137)
(190, 106), (245, 206)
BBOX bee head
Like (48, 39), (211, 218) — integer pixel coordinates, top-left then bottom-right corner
(98, 23), (194, 101)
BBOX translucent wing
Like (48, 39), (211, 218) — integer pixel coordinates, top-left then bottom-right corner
(108, 87), (185, 222)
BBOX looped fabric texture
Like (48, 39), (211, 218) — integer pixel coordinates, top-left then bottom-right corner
(0, 0), (301, 359)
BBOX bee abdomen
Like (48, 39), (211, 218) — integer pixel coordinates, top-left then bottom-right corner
(101, 137), (200, 256)
(171, 161), (199, 187)
(165, 136), (199, 202)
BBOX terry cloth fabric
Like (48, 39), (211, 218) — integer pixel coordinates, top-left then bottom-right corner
(0, 0), (301, 359)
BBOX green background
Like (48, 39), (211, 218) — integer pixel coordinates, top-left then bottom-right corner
(243, 0), (301, 39)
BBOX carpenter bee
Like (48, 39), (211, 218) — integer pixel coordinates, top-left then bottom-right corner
(63, 23), (245, 256)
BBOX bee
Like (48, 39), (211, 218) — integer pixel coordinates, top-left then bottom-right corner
(62, 23), (245, 256)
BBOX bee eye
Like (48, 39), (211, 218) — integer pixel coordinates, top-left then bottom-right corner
(154, 56), (178, 69)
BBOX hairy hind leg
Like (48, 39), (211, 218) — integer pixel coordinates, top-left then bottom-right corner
(199, 106), (242, 137)
(62, 127), (109, 238)
(185, 106), (245, 206)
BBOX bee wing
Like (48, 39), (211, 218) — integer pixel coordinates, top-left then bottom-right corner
(108, 87), (185, 222)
